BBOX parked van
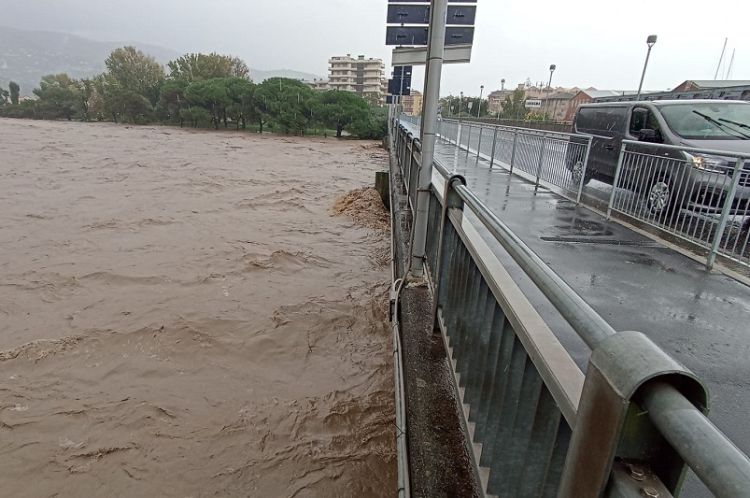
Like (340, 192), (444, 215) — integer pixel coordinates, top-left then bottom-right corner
(567, 100), (750, 216)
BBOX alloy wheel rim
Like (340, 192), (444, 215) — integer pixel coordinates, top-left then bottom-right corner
(572, 161), (584, 184)
(649, 181), (670, 212)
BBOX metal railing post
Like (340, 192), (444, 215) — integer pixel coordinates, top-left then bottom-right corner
(607, 143), (627, 219)
(432, 174), (466, 331)
(476, 126), (483, 160)
(489, 128), (498, 168)
(576, 135), (594, 205)
(509, 130), (519, 175)
(534, 135), (548, 192)
(707, 158), (745, 269)
(558, 331), (708, 498)
(465, 124), (472, 158)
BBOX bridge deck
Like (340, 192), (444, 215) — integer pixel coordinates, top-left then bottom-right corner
(402, 119), (750, 495)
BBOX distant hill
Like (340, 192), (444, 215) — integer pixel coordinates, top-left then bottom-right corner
(0, 26), (324, 96)
(0, 25), (180, 96)
(251, 68), (324, 83)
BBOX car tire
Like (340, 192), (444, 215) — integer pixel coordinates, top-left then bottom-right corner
(645, 172), (681, 223)
(740, 220), (750, 247)
(570, 159), (593, 187)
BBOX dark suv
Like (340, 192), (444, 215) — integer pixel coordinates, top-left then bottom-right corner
(567, 100), (750, 216)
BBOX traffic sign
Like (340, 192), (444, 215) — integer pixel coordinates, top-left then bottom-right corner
(386, 26), (474, 46)
(388, 66), (413, 95)
(387, 5), (477, 25)
(525, 99), (542, 109)
(387, 5), (430, 24)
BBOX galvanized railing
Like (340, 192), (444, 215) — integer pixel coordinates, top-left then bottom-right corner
(607, 140), (750, 269)
(390, 116), (750, 497)
(393, 124), (421, 214)
(435, 118), (594, 204)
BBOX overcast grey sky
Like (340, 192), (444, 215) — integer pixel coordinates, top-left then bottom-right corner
(2, 0), (748, 96)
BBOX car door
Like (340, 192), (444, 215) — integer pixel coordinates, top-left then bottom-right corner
(594, 106), (628, 179)
(574, 107), (608, 176)
(624, 106), (673, 185)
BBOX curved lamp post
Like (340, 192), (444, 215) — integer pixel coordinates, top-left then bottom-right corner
(636, 35), (658, 101)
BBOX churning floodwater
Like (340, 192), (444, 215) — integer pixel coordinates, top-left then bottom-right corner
(0, 118), (395, 497)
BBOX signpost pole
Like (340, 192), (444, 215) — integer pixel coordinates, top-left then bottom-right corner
(410, 0), (448, 278)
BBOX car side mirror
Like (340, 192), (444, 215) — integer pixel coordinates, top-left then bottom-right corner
(638, 128), (660, 143)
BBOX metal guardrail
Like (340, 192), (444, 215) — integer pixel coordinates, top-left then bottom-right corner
(607, 140), (750, 269)
(411, 114), (750, 271)
(390, 116), (750, 497)
(435, 117), (594, 205)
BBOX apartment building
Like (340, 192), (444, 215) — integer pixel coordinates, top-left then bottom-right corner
(328, 54), (386, 104)
(306, 78), (330, 91)
(402, 90), (423, 116)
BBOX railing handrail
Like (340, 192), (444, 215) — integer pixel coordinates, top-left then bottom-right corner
(622, 138), (750, 160)
(439, 116), (588, 141)
(422, 125), (750, 497)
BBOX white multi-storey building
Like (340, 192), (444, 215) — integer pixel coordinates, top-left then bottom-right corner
(328, 54), (386, 105)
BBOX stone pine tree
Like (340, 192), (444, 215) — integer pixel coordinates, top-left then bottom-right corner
(315, 90), (370, 138)
(501, 88), (528, 120)
(9, 81), (20, 105)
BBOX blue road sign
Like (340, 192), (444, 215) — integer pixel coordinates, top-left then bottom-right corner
(387, 5), (476, 25)
(387, 5), (430, 24)
(388, 66), (413, 96)
(386, 26), (474, 46)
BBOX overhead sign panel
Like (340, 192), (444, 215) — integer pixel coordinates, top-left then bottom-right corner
(386, 26), (474, 46)
(447, 6), (477, 25)
(387, 5), (477, 26)
(446, 26), (474, 44)
(386, 26), (428, 46)
(387, 5), (430, 24)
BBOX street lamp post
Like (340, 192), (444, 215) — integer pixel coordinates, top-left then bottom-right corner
(477, 85), (484, 118)
(459, 91), (464, 119)
(544, 64), (556, 120)
(636, 34), (658, 101)
(547, 64), (556, 92)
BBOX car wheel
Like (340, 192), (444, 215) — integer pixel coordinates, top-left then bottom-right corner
(740, 220), (750, 248)
(646, 173), (680, 222)
(570, 160), (592, 186)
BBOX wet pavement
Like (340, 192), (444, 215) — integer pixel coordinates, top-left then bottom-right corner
(403, 120), (750, 494)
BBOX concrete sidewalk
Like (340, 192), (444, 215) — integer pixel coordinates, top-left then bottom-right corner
(402, 120), (750, 485)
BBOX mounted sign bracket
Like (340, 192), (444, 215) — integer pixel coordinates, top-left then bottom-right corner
(391, 44), (473, 66)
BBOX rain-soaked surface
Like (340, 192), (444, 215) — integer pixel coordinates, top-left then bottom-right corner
(403, 119), (750, 497)
(0, 118), (395, 497)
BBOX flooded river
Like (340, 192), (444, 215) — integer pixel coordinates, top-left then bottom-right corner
(0, 118), (395, 497)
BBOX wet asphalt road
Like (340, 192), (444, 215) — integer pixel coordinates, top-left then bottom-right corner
(402, 120), (750, 495)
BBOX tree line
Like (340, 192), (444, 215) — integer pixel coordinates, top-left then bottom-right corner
(440, 89), (550, 121)
(0, 48), (386, 139)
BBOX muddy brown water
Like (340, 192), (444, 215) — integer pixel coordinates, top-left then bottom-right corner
(0, 118), (395, 497)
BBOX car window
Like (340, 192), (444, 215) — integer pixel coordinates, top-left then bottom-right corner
(629, 108), (661, 135)
(576, 106), (627, 136)
(660, 103), (750, 140)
